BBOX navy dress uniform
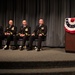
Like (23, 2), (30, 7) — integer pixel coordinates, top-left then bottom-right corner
(17, 25), (31, 50)
(28, 24), (47, 51)
(4, 25), (17, 50)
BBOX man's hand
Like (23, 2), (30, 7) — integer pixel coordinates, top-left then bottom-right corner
(20, 34), (25, 37)
(39, 34), (42, 36)
(5, 33), (7, 35)
(31, 33), (35, 36)
(5, 32), (10, 35)
(7, 33), (10, 35)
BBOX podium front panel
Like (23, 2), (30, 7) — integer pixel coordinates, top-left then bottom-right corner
(65, 32), (75, 52)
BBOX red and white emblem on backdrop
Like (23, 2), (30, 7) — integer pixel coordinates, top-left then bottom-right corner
(64, 18), (75, 33)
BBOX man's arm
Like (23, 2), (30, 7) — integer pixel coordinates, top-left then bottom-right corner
(32, 26), (38, 36)
(18, 26), (22, 35)
(43, 25), (47, 35)
(4, 26), (8, 33)
(39, 25), (47, 36)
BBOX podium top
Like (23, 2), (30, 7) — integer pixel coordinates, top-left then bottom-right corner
(64, 18), (75, 33)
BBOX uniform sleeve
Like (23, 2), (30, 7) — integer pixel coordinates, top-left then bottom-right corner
(28, 27), (31, 34)
(18, 27), (22, 35)
(33, 26), (38, 34)
(5, 26), (8, 32)
(42, 25), (47, 36)
(44, 25), (47, 35)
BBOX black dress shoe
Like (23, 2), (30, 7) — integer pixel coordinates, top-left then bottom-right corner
(27, 48), (33, 51)
(37, 48), (42, 51)
(12, 46), (18, 50)
(3, 45), (8, 50)
(4, 47), (9, 50)
(37, 49), (40, 51)
(20, 46), (24, 51)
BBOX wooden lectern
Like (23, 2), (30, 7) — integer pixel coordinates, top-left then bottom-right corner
(65, 32), (75, 52)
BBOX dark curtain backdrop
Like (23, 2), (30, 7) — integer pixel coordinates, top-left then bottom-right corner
(0, 0), (74, 47)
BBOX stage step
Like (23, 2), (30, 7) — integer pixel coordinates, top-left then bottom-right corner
(0, 61), (75, 75)
(0, 61), (75, 69)
(0, 48), (75, 75)
(0, 67), (75, 75)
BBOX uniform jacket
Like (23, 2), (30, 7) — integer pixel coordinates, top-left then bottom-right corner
(33, 24), (47, 36)
(18, 25), (31, 36)
(5, 25), (17, 35)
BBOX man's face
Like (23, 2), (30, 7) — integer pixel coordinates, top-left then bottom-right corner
(9, 20), (13, 26)
(22, 20), (27, 26)
(39, 19), (44, 25)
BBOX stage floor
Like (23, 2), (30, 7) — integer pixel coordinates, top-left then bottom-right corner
(0, 48), (75, 62)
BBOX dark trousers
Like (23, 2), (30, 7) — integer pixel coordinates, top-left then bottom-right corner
(4, 35), (17, 47)
(16, 35), (29, 47)
(29, 35), (45, 49)
(0, 34), (3, 47)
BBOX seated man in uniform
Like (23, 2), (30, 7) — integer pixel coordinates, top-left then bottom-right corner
(16, 20), (31, 50)
(28, 19), (47, 51)
(0, 25), (3, 49)
(3, 20), (18, 50)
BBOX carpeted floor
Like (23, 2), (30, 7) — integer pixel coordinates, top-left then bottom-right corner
(0, 48), (75, 62)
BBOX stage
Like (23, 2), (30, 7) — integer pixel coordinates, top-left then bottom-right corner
(0, 48), (75, 75)
(0, 48), (75, 62)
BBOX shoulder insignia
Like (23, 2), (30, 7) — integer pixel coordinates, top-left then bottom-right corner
(25, 28), (28, 31)
(41, 27), (44, 30)
(11, 27), (14, 30)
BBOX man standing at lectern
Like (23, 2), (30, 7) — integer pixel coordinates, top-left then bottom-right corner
(28, 19), (47, 51)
